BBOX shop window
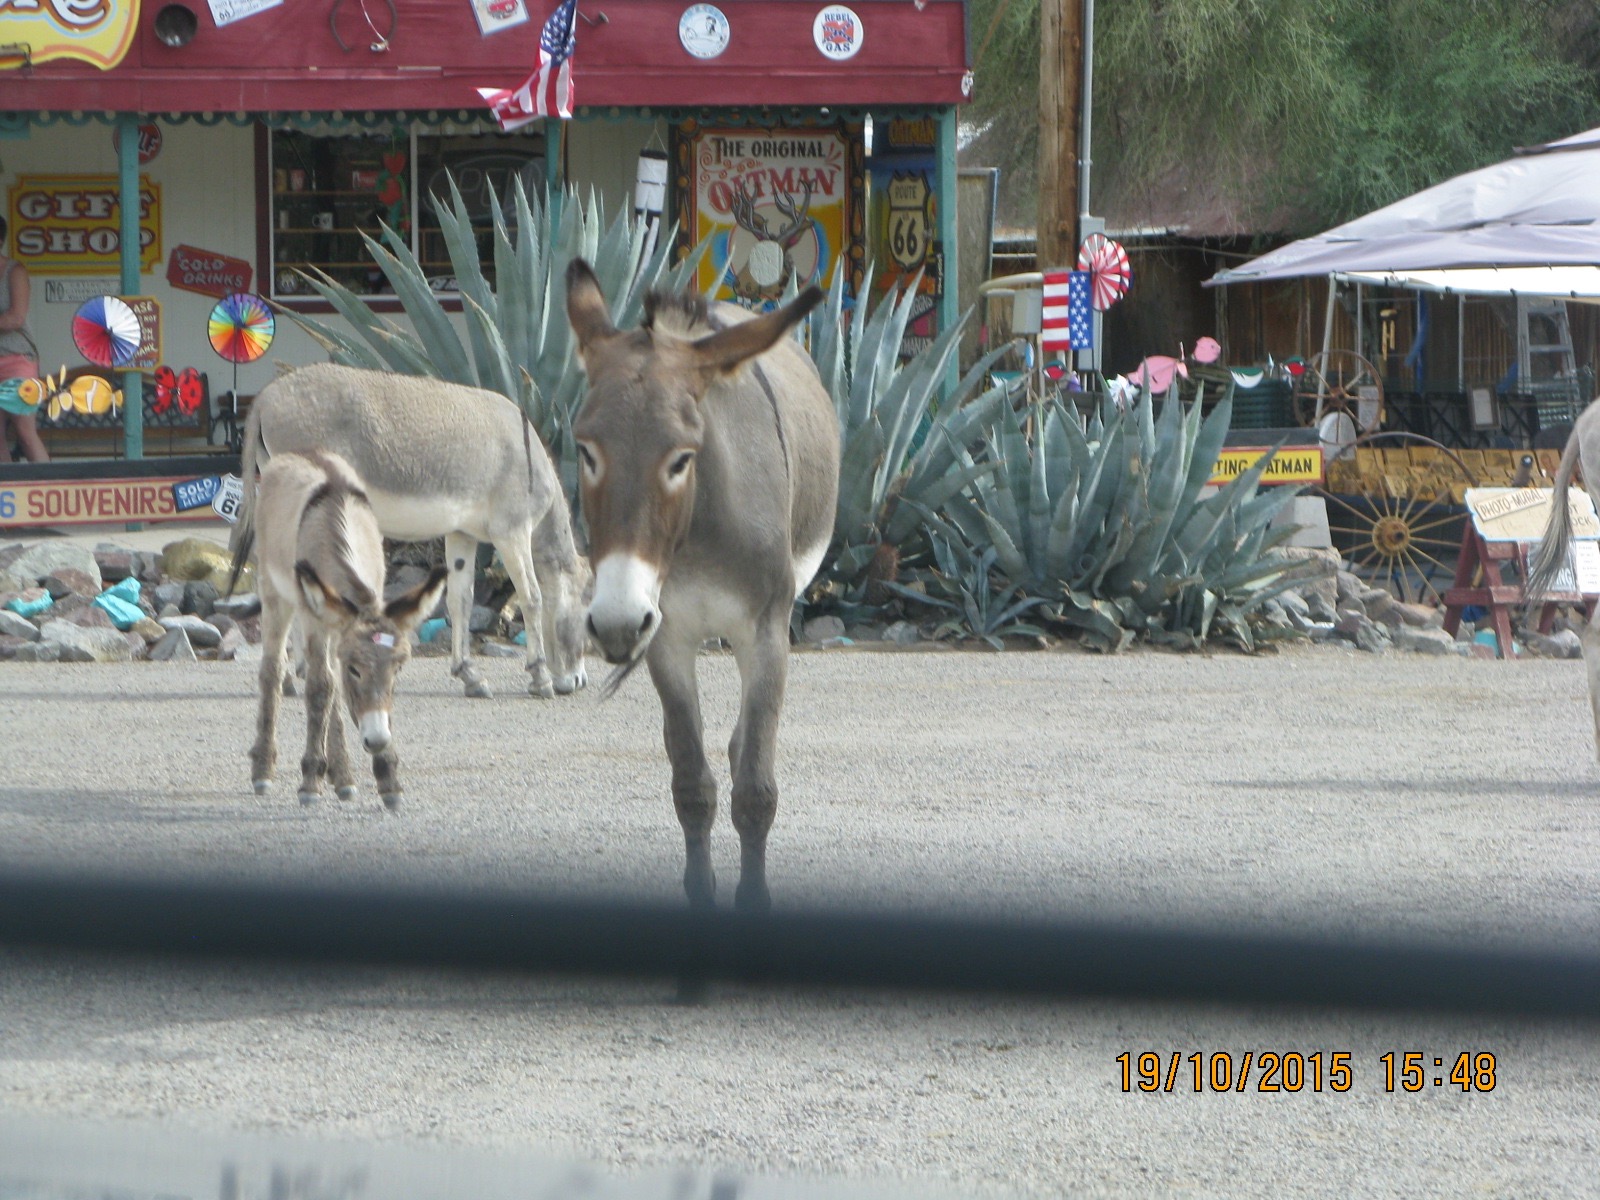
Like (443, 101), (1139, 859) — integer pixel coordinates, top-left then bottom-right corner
(267, 123), (545, 301)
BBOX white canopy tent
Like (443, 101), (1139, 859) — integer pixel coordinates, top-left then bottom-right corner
(1209, 125), (1600, 295)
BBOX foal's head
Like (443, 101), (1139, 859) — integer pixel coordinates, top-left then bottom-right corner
(297, 564), (448, 753)
(565, 258), (822, 670)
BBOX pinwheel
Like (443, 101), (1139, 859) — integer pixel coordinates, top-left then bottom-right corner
(1076, 232), (1131, 312)
(72, 295), (143, 368)
(208, 292), (275, 364)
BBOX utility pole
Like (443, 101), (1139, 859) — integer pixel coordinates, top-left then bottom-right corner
(1037, 0), (1082, 270)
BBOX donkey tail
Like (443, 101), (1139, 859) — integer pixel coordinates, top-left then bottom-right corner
(1525, 421), (1584, 602)
(226, 403), (270, 596)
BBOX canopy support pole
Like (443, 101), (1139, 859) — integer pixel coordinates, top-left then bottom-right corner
(1317, 274), (1336, 421)
(117, 113), (144, 463)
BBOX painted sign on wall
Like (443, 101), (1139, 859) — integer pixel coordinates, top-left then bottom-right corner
(166, 245), (252, 298)
(674, 121), (864, 306)
(6, 175), (162, 275)
(868, 115), (941, 357)
(125, 296), (163, 370)
(0, 0), (138, 70)
(0, 476), (194, 527)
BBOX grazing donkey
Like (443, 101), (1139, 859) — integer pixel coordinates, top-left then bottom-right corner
(239, 449), (447, 808)
(1526, 397), (1600, 757)
(234, 363), (588, 700)
(565, 258), (839, 911)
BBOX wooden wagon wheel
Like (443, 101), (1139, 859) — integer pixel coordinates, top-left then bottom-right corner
(1314, 432), (1479, 607)
(1292, 350), (1385, 432)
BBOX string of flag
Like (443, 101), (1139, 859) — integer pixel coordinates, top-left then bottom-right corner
(477, 0), (579, 131)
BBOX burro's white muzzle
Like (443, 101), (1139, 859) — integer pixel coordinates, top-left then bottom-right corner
(359, 710), (392, 755)
(586, 553), (663, 665)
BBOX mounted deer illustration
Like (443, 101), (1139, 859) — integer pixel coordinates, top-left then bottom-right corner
(728, 178), (815, 303)
(233, 449), (447, 810)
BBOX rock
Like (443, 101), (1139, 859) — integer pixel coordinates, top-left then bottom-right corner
(0, 542), (101, 594)
(845, 623), (886, 641)
(814, 636), (854, 649)
(1395, 602), (1444, 629)
(1393, 625), (1456, 655)
(209, 613), (239, 640)
(159, 614), (222, 648)
(1468, 642), (1498, 660)
(0, 609), (40, 641)
(212, 593), (261, 619)
(235, 614), (261, 644)
(1337, 611), (1390, 653)
(182, 580), (219, 618)
(883, 620), (922, 646)
(38, 619), (135, 663)
(468, 604), (497, 634)
(1305, 591), (1340, 624)
(161, 537), (233, 585)
(802, 615), (846, 643)
(1523, 629), (1583, 660)
(153, 582), (186, 610)
(1277, 589), (1311, 620)
(385, 565), (430, 599)
(11, 640), (62, 662)
(1278, 547), (1340, 608)
(1362, 589), (1399, 625)
(1455, 621), (1476, 643)
(1335, 570), (1366, 605)
(65, 603), (115, 630)
(1259, 599), (1294, 629)
(149, 627), (198, 663)
(229, 641), (262, 664)
(480, 641), (522, 658)
(93, 544), (138, 583)
(158, 602), (182, 619)
(216, 626), (249, 660)
(130, 617), (167, 644)
(43, 567), (100, 600)
(1305, 622), (1341, 642)
(48, 594), (94, 622)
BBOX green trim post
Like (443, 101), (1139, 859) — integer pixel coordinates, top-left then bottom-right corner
(934, 105), (960, 399)
(117, 113), (143, 462)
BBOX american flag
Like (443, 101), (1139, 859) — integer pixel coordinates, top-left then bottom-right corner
(477, 0), (579, 131)
(1039, 269), (1093, 354)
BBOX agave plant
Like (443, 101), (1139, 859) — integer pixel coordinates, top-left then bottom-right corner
(285, 177), (706, 501)
(928, 385), (1329, 650)
(883, 534), (1049, 650)
(801, 266), (1020, 603)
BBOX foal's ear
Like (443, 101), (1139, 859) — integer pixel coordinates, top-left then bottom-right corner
(565, 258), (618, 361)
(383, 566), (448, 634)
(295, 561), (358, 624)
(691, 285), (824, 377)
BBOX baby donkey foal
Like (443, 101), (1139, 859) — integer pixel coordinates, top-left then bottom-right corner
(236, 450), (447, 809)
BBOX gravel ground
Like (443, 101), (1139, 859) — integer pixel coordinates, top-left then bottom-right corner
(2, 641), (1599, 1197)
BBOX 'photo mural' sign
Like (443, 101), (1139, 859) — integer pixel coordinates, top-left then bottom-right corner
(0, 0), (139, 69)
(674, 121), (864, 307)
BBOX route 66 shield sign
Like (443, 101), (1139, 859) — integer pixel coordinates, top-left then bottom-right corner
(211, 474), (245, 524)
(886, 171), (932, 271)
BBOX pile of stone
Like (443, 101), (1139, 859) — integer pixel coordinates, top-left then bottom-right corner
(0, 537), (263, 665)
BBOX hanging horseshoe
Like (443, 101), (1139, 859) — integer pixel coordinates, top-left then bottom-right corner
(330, 0), (397, 52)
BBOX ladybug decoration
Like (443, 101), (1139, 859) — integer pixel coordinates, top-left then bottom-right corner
(152, 366), (204, 416)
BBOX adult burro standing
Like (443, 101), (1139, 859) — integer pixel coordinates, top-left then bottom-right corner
(566, 259), (839, 912)
(234, 364), (589, 700)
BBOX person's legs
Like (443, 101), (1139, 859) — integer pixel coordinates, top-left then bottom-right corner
(11, 412), (47, 462)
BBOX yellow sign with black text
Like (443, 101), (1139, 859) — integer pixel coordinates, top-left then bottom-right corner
(1208, 446), (1324, 487)
(0, 0), (140, 70)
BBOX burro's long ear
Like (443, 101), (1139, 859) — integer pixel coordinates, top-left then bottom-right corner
(295, 561), (359, 625)
(565, 258), (618, 362)
(383, 566), (448, 635)
(691, 286), (825, 376)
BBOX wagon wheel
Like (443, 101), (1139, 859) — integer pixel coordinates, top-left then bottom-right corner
(1292, 350), (1385, 432)
(1315, 432), (1478, 607)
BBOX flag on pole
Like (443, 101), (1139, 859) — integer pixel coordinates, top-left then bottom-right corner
(476, 0), (579, 131)
(1040, 269), (1094, 354)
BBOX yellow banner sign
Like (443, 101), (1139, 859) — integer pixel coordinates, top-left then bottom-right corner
(1208, 446), (1324, 487)
(0, 0), (140, 70)
(7, 175), (162, 275)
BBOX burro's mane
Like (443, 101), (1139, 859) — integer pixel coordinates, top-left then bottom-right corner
(642, 288), (717, 340)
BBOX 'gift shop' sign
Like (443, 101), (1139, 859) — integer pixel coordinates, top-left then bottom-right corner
(6, 175), (162, 276)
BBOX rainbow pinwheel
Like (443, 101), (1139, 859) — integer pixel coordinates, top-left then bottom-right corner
(208, 292), (275, 364)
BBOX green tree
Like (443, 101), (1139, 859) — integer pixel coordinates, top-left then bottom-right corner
(963, 0), (1600, 234)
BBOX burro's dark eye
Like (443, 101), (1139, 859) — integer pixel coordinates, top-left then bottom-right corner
(577, 442), (598, 473)
(348, 663), (361, 680)
(667, 450), (695, 478)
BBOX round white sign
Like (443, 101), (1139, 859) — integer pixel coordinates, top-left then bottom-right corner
(680, 4), (730, 58)
(813, 5), (863, 60)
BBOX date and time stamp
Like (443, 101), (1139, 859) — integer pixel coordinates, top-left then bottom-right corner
(1116, 1051), (1498, 1094)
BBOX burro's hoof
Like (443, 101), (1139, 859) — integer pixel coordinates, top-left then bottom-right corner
(297, 790), (319, 806)
(381, 792), (403, 812)
(553, 666), (588, 695)
(336, 785), (359, 801)
(252, 780), (271, 796)
(453, 661), (493, 699)
(464, 679), (493, 699)
(529, 678), (557, 700)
